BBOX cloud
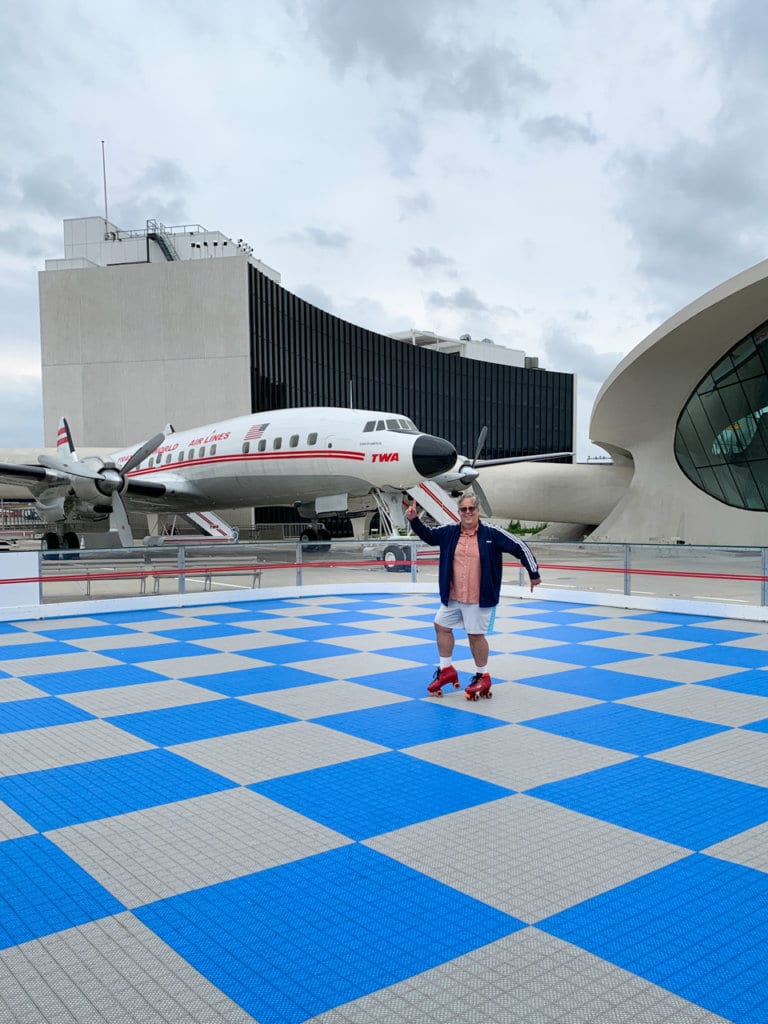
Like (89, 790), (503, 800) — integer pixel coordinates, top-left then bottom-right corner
(398, 192), (433, 220)
(541, 320), (622, 385)
(408, 246), (457, 275)
(376, 110), (425, 177)
(12, 158), (97, 218)
(299, 0), (545, 116)
(521, 114), (598, 146)
(0, 375), (43, 446)
(303, 227), (351, 249)
(426, 286), (489, 312)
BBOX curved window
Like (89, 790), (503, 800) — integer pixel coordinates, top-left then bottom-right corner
(675, 319), (768, 509)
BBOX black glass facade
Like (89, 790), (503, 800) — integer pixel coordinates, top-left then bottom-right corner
(676, 319), (768, 510)
(248, 266), (574, 461)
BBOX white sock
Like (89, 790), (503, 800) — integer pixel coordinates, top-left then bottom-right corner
(440, 657), (452, 669)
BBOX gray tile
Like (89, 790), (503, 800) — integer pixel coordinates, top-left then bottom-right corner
(420, 679), (600, 723)
(0, 678), (48, 701)
(584, 634), (704, 655)
(406, 723), (632, 790)
(365, 795), (688, 922)
(0, 913), (259, 1023)
(306, 929), (730, 1024)
(137, 651), (268, 677)
(598, 654), (745, 684)
(316, 632), (428, 652)
(48, 787), (351, 907)
(487, 633), (567, 652)
(60, 679), (226, 717)
(0, 719), (154, 777)
(724, 633), (768, 650)
(171, 720), (387, 784)
(705, 819), (768, 873)
(0, 800), (36, 841)
(243, 679), (408, 718)
(13, 617), (107, 631)
(620, 683), (768, 725)
(65, 632), (177, 651)
(576, 618), (683, 634)
(290, 650), (422, 677)
(0, 651), (120, 676)
(651, 727), (768, 786)
(187, 630), (302, 651)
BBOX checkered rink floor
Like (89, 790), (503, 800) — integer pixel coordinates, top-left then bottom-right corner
(3, 596), (768, 1022)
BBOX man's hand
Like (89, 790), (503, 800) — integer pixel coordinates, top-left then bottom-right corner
(530, 576), (542, 593)
(405, 501), (419, 521)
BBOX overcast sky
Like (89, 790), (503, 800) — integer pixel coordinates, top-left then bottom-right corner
(2, 0), (767, 458)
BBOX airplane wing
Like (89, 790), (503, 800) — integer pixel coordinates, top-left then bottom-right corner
(0, 462), (69, 492)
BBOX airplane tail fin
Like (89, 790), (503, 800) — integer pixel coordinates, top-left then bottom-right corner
(56, 417), (79, 461)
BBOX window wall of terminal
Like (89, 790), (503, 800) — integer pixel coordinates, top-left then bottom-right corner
(248, 268), (574, 462)
(676, 318), (768, 510)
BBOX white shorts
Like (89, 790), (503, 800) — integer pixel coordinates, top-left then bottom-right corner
(434, 600), (496, 636)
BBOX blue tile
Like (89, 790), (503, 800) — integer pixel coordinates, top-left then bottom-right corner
(646, 625), (759, 644)
(271, 625), (369, 641)
(0, 641), (81, 660)
(522, 643), (644, 667)
(539, 855), (768, 1024)
(243, 640), (341, 664)
(0, 835), (123, 949)
(515, 625), (626, 643)
(27, 665), (170, 695)
(0, 750), (236, 830)
(252, 752), (512, 839)
(348, 665), (435, 697)
(628, 612), (722, 625)
(529, 758), (768, 848)
(519, 667), (680, 700)
(699, 671), (768, 697)
(369, 640), (470, 663)
(104, 641), (219, 664)
(110, 699), (295, 745)
(0, 697), (94, 733)
(0, 622), (25, 634)
(150, 624), (255, 641)
(522, 703), (725, 754)
(315, 700), (504, 749)
(189, 665), (333, 695)
(34, 624), (139, 640)
(136, 844), (523, 1024)
(667, 645), (768, 669)
(98, 609), (179, 623)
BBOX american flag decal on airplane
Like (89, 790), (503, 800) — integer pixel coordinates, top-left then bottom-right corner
(244, 422), (269, 441)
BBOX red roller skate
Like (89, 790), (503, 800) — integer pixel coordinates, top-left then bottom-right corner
(427, 666), (459, 697)
(465, 672), (492, 700)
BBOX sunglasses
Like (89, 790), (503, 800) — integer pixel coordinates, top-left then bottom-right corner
(459, 507), (478, 513)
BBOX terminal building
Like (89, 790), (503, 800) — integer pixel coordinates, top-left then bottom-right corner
(39, 217), (575, 470)
(36, 216), (574, 536)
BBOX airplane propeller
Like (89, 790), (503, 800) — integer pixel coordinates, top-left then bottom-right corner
(38, 424), (165, 545)
(455, 426), (493, 516)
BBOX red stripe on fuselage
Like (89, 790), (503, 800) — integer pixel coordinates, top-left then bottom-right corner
(127, 449), (366, 478)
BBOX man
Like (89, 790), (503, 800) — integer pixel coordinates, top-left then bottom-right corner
(405, 495), (541, 700)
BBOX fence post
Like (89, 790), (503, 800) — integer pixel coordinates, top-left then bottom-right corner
(624, 545), (631, 596)
(762, 549), (768, 607)
(410, 541), (417, 583)
(178, 547), (186, 595)
(296, 541), (303, 587)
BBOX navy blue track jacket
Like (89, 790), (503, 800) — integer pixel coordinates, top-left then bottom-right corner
(409, 516), (540, 608)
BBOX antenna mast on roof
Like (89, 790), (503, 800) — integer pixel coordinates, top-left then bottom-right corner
(101, 140), (109, 238)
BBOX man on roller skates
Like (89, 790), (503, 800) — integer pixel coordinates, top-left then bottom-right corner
(406, 495), (541, 700)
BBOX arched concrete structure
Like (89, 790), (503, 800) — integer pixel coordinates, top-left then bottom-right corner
(484, 257), (768, 544)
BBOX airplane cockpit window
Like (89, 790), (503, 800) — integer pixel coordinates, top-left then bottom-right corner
(258, 439), (266, 452)
(307, 432), (318, 445)
(386, 419), (400, 430)
(273, 437), (282, 450)
(363, 421), (375, 432)
(289, 434), (299, 448)
(377, 420), (385, 430)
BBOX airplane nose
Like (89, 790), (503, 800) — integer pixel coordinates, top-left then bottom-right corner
(412, 434), (457, 478)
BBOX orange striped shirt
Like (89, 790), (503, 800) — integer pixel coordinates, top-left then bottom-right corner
(449, 525), (481, 603)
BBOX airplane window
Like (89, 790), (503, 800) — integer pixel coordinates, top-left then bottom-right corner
(210, 444), (217, 456)
(377, 420), (385, 430)
(188, 450), (194, 460)
(165, 454), (172, 464)
(363, 421), (375, 432)
(242, 442), (250, 454)
(308, 432), (317, 445)
(258, 439), (266, 452)
(289, 434), (299, 448)
(273, 437), (282, 450)
(406, 419), (418, 431)
(147, 457), (153, 468)
(178, 452), (184, 462)
(199, 447), (206, 458)
(386, 419), (399, 430)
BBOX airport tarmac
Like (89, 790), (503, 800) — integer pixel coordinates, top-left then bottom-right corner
(0, 588), (767, 1022)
